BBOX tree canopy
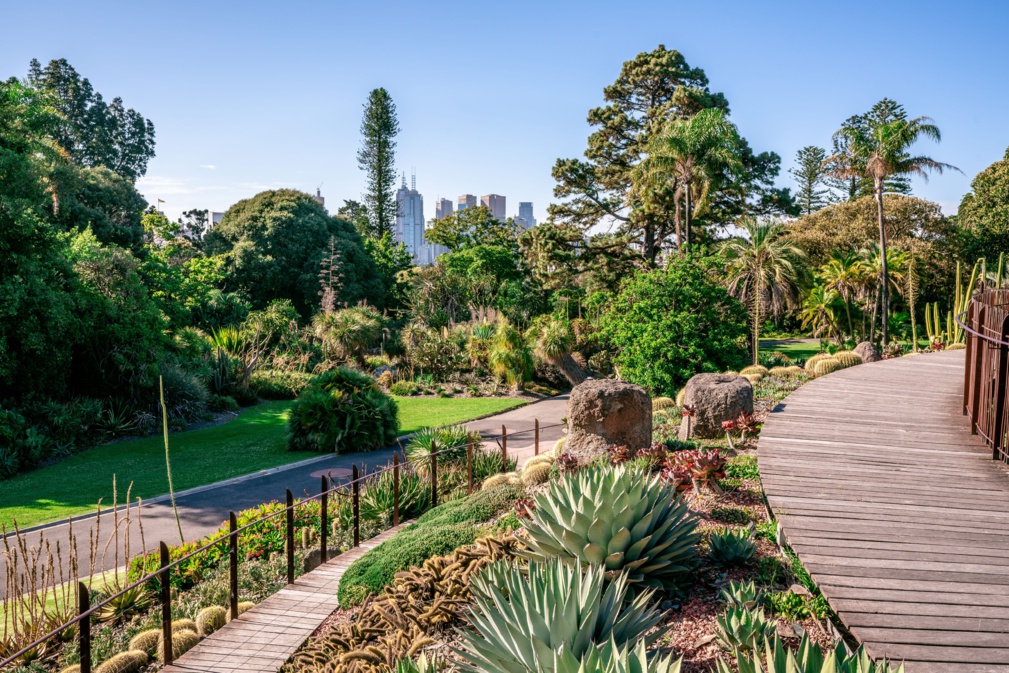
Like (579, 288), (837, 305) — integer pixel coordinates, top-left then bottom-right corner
(357, 88), (399, 238)
(957, 145), (1009, 263)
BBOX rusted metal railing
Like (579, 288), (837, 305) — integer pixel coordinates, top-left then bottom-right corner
(959, 288), (1009, 461)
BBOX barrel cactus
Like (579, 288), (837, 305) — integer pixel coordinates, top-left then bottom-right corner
(675, 388), (686, 406)
(196, 606), (227, 636)
(652, 396), (676, 410)
(524, 454), (555, 470)
(740, 365), (768, 376)
(767, 366), (791, 377)
(947, 342), (966, 350)
(551, 436), (567, 456)
(785, 365), (805, 377)
(804, 353), (833, 372)
(521, 462), (552, 486)
(519, 464), (699, 592)
(743, 373), (763, 385)
(128, 629), (161, 655)
(813, 358), (842, 377)
(94, 651), (148, 673)
(157, 629), (200, 662)
(832, 351), (863, 368)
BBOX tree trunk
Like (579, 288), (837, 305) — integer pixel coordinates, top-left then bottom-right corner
(843, 295), (854, 342)
(684, 183), (692, 250)
(875, 181), (890, 346)
(752, 274), (763, 366)
(551, 353), (588, 387)
(673, 190), (683, 252)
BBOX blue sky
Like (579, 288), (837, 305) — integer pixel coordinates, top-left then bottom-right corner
(3, 0), (1007, 223)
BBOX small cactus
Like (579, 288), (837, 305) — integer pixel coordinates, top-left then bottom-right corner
(740, 365), (768, 376)
(524, 454), (555, 470)
(743, 373), (762, 385)
(767, 366), (791, 377)
(813, 358), (842, 377)
(804, 352), (833, 372)
(127, 629), (161, 655)
(196, 605), (227, 636)
(521, 462), (551, 486)
(94, 651), (148, 673)
(832, 351), (863, 368)
(652, 396), (676, 410)
(785, 365), (805, 376)
(550, 436), (567, 456)
(157, 629), (200, 662)
(675, 388), (686, 406)
(59, 666), (81, 673)
(482, 474), (511, 490)
(171, 618), (198, 634)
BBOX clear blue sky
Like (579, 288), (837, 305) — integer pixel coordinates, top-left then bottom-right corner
(3, 0), (1007, 223)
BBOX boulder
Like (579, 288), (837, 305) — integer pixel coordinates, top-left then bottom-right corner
(566, 379), (651, 456)
(679, 374), (753, 440)
(853, 341), (881, 363)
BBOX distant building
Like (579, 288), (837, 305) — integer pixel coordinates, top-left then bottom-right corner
(312, 188), (325, 209)
(481, 194), (506, 221)
(518, 202), (536, 228)
(458, 194), (477, 212)
(210, 211), (225, 226)
(435, 198), (454, 220)
(396, 173), (426, 264)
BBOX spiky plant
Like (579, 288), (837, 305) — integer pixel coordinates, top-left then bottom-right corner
(550, 637), (683, 673)
(521, 462), (552, 486)
(652, 396), (676, 410)
(717, 635), (905, 673)
(195, 606), (227, 636)
(519, 464), (699, 592)
(527, 314), (587, 386)
(832, 351), (863, 368)
(722, 580), (763, 610)
(458, 559), (666, 673)
(488, 317), (534, 390)
(156, 629), (200, 662)
(715, 605), (777, 654)
(95, 585), (152, 623)
(93, 651), (148, 673)
(767, 366), (791, 377)
(803, 352), (833, 372)
(743, 373), (763, 385)
(406, 425), (473, 470)
(394, 653), (439, 673)
(360, 469), (430, 524)
(708, 529), (756, 567)
(740, 365), (768, 376)
(813, 358), (842, 377)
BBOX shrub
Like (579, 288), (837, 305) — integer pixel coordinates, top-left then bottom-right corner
(812, 358), (842, 377)
(250, 369), (313, 400)
(460, 559), (666, 673)
(710, 506), (751, 525)
(758, 351), (793, 368)
(708, 529), (756, 567)
(286, 367), (399, 453)
(159, 364), (210, 422)
(390, 380), (422, 396)
(725, 455), (759, 480)
(520, 464), (699, 593)
(376, 370), (394, 389)
(416, 483), (523, 527)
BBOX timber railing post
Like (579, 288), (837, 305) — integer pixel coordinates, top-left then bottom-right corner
(229, 512), (239, 620)
(78, 582), (91, 673)
(393, 452), (400, 527)
(352, 465), (360, 547)
(467, 437), (474, 495)
(964, 301), (975, 416)
(501, 425), (507, 472)
(994, 317), (1009, 460)
(534, 418), (539, 456)
(160, 542), (173, 665)
(431, 441), (439, 508)
(285, 489), (295, 584)
(320, 476), (329, 563)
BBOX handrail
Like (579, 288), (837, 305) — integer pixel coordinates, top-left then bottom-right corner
(959, 287), (1009, 463)
(1, 417), (563, 669)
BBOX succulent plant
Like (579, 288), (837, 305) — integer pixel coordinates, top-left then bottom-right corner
(716, 635), (905, 673)
(946, 342), (966, 351)
(708, 528), (757, 567)
(803, 353), (833, 372)
(394, 653), (439, 673)
(608, 444), (635, 464)
(721, 580), (763, 610)
(94, 650), (148, 673)
(813, 358), (842, 377)
(715, 605), (777, 654)
(407, 425), (475, 473)
(786, 365), (805, 376)
(460, 559), (666, 673)
(551, 436), (567, 456)
(675, 389), (686, 406)
(360, 469), (431, 524)
(740, 365), (768, 376)
(519, 464), (699, 592)
(524, 454), (555, 470)
(652, 396), (676, 410)
(95, 585), (152, 623)
(831, 351), (863, 368)
(767, 366), (791, 377)
(157, 629), (200, 662)
(550, 637), (683, 673)
(521, 462), (552, 486)
(171, 618), (198, 634)
(690, 449), (727, 487)
(127, 629), (161, 655)
(196, 605), (227, 636)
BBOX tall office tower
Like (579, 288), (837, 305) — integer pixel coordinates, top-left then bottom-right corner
(481, 194), (506, 221)
(435, 198), (454, 220)
(395, 173), (426, 264)
(518, 202), (536, 228)
(458, 194), (477, 212)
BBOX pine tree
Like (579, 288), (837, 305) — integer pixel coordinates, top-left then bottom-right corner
(790, 146), (832, 215)
(357, 89), (400, 238)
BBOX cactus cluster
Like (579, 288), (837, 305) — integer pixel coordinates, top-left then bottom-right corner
(831, 351), (863, 368)
(481, 472), (522, 490)
(803, 353), (832, 372)
(812, 358), (842, 377)
(926, 259), (980, 346)
(708, 529), (756, 567)
(652, 396), (676, 410)
(715, 605), (777, 654)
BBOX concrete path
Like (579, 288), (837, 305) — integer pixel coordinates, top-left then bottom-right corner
(1, 395), (568, 598)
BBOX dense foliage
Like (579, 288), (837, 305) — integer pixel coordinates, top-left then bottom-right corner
(957, 145), (1009, 263)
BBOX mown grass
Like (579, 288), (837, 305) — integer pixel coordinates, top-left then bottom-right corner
(0, 396), (525, 529)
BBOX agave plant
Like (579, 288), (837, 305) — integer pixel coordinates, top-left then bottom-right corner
(715, 605), (777, 654)
(359, 468), (431, 524)
(520, 464), (699, 592)
(708, 529), (757, 567)
(95, 585), (153, 623)
(395, 653), (440, 673)
(551, 637), (683, 673)
(721, 580), (762, 610)
(717, 635), (905, 673)
(459, 559), (666, 673)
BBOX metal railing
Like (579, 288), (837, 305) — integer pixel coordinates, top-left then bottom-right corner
(1, 419), (563, 672)
(958, 289), (1009, 461)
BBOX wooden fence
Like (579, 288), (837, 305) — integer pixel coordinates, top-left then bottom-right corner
(960, 288), (1009, 461)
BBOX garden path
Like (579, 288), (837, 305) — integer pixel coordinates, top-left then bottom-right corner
(759, 350), (1009, 673)
(0, 395), (568, 598)
(161, 521), (410, 673)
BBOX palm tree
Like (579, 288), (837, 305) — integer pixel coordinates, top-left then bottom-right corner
(312, 305), (385, 366)
(526, 315), (587, 387)
(488, 317), (534, 390)
(861, 244), (907, 343)
(720, 218), (807, 365)
(825, 99), (958, 344)
(818, 251), (867, 342)
(641, 108), (743, 250)
(800, 285), (841, 343)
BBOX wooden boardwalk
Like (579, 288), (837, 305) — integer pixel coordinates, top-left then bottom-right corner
(163, 522), (409, 673)
(759, 350), (1009, 673)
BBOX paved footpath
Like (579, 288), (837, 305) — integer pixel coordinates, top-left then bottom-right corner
(1, 395), (568, 598)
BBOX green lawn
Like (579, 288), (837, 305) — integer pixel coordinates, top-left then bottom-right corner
(760, 340), (822, 362)
(0, 396), (525, 530)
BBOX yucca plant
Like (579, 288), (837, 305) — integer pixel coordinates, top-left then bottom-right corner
(459, 559), (666, 673)
(550, 637), (683, 673)
(717, 635), (905, 673)
(715, 605), (777, 654)
(406, 425), (475, 472)
(708, 529), (756, 567)
(721, 579), (762, 610)
(520, 464), (699, 593)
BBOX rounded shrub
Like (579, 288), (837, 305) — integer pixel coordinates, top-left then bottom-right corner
(389, 380), (422, 396)
(287, 367), (399, 453)
(832, 351), (863, 368)
(740, 365), (768, 376)
(803, 353), (833, 373)
(250, 369), (312, 400)
(813, 358), (842, 377)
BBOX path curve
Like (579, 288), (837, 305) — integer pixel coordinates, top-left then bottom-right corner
(759, 350), (1009, 673)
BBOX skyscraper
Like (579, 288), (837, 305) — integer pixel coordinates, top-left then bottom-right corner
(481, 194), (506, 221)
(435, 198), (454, 220)
(395, 173), (426, 264)
(458, 194), (477, 211)
(518, 202), (535, 228)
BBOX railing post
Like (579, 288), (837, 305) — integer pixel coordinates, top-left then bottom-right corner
(535, 418), (540, 456)
(972, 306), (987, 434)
(352, 465), (360, 547)
(994, 317), (1009, 460)
(320, 476), (329, 563)
(285, 489), (295, 585)
(501, 425), (507, 473)
(229, 512), (239, 621)
(78, 582), (91, 673)
(467, 437), (474, 495)
(431, 441), (438, 508)
(964, 301), (975, 416)
(160, 541), (172, 665)
(393, 452), (400, 527)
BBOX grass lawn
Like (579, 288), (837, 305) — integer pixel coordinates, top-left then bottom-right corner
(0, 396), (525, 530)
(760, 339), (822, 362)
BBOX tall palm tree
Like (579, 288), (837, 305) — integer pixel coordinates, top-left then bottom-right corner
(818, 251), (867, 341)
(640, 108), (743, 250)
(800, 285), (841, 343)
(526, 314), (587, 387)
(825, 99), (958, 344)
(720, 218), (807, 365)
(861, 244), (907, 343)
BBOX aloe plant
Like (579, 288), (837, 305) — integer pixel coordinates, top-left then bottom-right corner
(721, 579), (762, 610)
(708, 528), (756, 567)
(715, 605), (777, 654)
(459, 559), (666, 673)
(550, 637), (683, 673)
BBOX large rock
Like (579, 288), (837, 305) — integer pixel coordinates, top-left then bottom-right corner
(853, 341), (881, 363)
(566, 379), (651, 456)
(679, 374), (753, 440)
